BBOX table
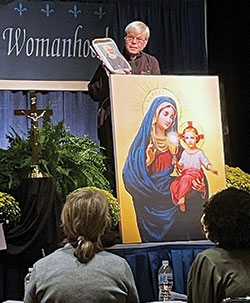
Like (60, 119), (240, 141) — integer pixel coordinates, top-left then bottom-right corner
(109, 240), (214, 303)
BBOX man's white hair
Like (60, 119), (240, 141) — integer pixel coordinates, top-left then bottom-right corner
(124, 21), (150, 40)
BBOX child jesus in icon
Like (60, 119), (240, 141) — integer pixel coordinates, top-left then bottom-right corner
(170, 122), (218, 212)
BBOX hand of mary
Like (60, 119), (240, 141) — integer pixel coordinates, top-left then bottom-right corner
(146, 143), (155, 167)
(192, 178), (205, 192)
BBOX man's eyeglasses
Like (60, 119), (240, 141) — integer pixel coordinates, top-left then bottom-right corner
(125, 35), (146, 44)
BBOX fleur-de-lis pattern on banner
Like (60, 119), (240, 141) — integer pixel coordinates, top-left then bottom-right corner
(14, 2), (27, 16)
(94, 6), (106, 20)
(41, 4), (55, 17)
(12, 2), (105, 19)
(68, 5), (81, 19)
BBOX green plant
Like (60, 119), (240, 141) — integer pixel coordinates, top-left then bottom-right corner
(0, 192), (21, 230)
(225, 164), (250, 193)
(0, 128), (32, 194)
(0, 118), (112, 201)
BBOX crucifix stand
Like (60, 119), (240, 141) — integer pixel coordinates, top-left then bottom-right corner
(14, 91), (53, 178)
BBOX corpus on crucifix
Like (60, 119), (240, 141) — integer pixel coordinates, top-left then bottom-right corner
(14, 91), (53, 178)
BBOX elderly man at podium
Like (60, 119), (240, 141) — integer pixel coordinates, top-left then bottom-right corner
(88, 20), (161, 192)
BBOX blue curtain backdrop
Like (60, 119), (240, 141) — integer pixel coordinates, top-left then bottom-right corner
(0, 0), (207, 149)
(0, 90), (99, 149)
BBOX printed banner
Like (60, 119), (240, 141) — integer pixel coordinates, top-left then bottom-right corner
(110, 75), (226, 243)
(0, 1), (113, 81)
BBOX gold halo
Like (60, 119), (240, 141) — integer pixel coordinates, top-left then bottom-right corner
(142, 87), (182, 122)
(179, 120), (205, 149)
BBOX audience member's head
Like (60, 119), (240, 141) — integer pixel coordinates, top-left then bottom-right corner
(61, 188), (111, 263)
(201, 187), (250, 249)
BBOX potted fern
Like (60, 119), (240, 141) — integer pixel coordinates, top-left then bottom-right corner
(0, 118), (121, 242)
(0, 118), (112, 201)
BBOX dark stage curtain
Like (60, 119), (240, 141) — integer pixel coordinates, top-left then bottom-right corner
(207, 0), (250, 173)
(6, 178), (62, 255)
(0, 178), (63, 301)
(111, 0), (207, 75)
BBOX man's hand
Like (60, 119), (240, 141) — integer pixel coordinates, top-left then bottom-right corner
(116, 69), (132, 75)
(123, 69), (132, 74)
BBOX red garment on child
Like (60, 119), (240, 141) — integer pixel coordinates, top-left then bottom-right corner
(170, 167), (205, 204)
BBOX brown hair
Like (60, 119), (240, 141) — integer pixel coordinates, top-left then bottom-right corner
(61, 188), (111, 263)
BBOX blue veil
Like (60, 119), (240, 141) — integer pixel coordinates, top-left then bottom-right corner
(122, 96), (179, 242)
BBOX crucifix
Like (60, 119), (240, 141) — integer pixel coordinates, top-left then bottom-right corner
(14, 91), (53, 178)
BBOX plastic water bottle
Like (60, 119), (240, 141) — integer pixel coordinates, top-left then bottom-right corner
(158, 260), (173, 301)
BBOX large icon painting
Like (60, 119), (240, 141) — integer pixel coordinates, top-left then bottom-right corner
(110, 75), (226, 243)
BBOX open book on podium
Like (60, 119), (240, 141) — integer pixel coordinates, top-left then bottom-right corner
(92, 38), (131, 74)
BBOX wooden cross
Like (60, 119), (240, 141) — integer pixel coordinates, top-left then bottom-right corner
(14, 91), (53, 174)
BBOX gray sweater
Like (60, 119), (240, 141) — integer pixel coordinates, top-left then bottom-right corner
(24, 243), (139, 303)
